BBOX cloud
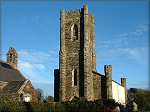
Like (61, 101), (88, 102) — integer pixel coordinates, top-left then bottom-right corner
(20, 15), (54, 32)
(99, 36), (129, 49)
(17, 49), (58, 82)
(19, 61), (34, 70)
(33, 64), (45, 69)
(127, 81), (149, 89)
(32, 81), (54, 96)
(97, 24), (148, 65)
(130, 24), (148, 36)
(19, 61), (45, 70)
(98, 47), (148, 58)
(98, 24), (148, 49)
(18, 50), (58, 63)
(97, 47), (148, 64)
(18, 61), (45, 81)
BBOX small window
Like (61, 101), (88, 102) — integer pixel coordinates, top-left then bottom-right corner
(10, 53), (13, 62)
(73, 25), (78, 39)
(72, 68), (77, 86)
(71, 24), (78, 40)
(74, 69), (77, 86)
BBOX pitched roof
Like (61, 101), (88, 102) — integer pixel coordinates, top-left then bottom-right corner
(0, 60), (26, 82)
(0, 81), (25, 94)
(92, 70), (104, 77)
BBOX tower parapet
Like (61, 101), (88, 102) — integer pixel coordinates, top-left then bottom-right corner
(60, 5), (89, 16)
(60, 9), (81, 15)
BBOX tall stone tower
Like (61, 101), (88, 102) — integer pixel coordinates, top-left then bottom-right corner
(54, 5), (96, 101)
(6, 47), (18, 69)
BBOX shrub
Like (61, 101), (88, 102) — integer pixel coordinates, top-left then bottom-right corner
(0, 96), (123, 112)
(102, 99), (119, 109)
(0, 96), (25, 112)
(128, 88), (150, 111)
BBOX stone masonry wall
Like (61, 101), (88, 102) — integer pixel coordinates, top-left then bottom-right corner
(59, 9), (66, 101)
(22, 80), (37, 101)
(104, 65), (112, 99)
(54, 5), (126, 104)
(58, 5), (96, 101)
(93, 71), (101, 100)
(64, 11), (81, 101)
(83, 5), (95, 101)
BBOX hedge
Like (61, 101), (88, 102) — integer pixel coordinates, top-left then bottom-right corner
(0, 96), (122, 112)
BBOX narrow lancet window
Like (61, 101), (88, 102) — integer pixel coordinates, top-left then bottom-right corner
(73, 25), (78, 39)
(71, 24), (78, 40)
(72, 68), (77, 86)
(10, 53), (13, 62)
(74, 69), (77, 86)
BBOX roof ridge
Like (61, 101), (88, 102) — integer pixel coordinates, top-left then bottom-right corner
(15, 68), (27, 80)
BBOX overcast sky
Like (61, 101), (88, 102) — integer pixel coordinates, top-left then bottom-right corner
(1, 1), (149, 96)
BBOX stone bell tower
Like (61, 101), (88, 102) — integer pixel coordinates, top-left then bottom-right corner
(6, 47), (18, 69)
(54, 5), (96, 101)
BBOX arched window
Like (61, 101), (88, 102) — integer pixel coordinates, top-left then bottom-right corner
(71, 24), (78, 40)
(74, 69), (77, 86)
(72, 68), (77, 86)
(73, 24), (78, 39)
(10, 53), (13, 62)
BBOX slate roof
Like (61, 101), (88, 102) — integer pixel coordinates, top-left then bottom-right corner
(0, 60), (27, 94)
(92, 70), (104, 77)
(0, 81), (25, 94)
(0, 60), (26, 82)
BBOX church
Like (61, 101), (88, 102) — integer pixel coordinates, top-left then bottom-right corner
(0, 47), (37, 102)
(54, 5), (126, 105)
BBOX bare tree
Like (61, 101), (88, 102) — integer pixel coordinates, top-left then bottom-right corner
(36, 88), (44, 101)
